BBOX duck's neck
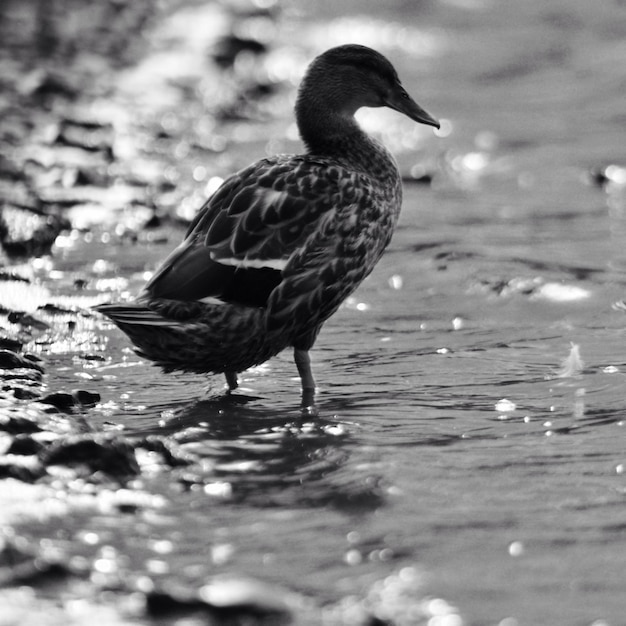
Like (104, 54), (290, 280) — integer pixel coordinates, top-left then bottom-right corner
(295, 92), (399, 181)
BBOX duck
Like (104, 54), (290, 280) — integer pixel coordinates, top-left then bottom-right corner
(95, 44), (439, 413)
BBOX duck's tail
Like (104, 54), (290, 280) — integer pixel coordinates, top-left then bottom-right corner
(93, 302), (175, 327)
(93, 301), (189, 371)
(93, 300), (275, 374)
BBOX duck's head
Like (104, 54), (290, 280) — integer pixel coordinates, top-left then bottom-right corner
(297, 44), (439, 131)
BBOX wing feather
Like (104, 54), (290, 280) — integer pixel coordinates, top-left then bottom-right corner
(143, 155), (360, 309)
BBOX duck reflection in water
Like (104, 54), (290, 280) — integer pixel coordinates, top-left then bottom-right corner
(148, 394), (385, 512)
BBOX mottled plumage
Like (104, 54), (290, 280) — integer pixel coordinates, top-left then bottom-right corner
(95, 44), (439, 412)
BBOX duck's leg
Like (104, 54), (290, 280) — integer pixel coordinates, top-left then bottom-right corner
(294, 348), (317, 415)
(224, 371), (238, 393)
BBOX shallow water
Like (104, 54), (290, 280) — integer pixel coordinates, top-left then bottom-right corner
(4, 0), (626, 624)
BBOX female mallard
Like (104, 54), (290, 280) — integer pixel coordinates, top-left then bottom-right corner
(95, 44), (439, 412)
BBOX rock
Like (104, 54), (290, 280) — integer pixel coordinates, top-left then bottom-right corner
(39, 434), (140, 478)
(37, 392), (78, 413)
(145, 577), (294, 624)
(9, 384), (41, 401)
(36, 390), (101, 412)
(0, 337), (23, 352)
(0, 271), (30, 283)
(0, 206), (71, 258)
(145, 587), (207, 618)
(6, 312), (50, 331)
(1, 368), (44, 385)
(77, 353), (106, 361)
(0, 350), (45, 373)
(0, 411), (42, 435)
(71, 389), (101, 407)
(0, 460), (43, 482)
(6, 434), (44, 455)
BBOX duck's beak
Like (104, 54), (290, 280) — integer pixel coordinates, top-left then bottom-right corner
(384, 85), (440, 129)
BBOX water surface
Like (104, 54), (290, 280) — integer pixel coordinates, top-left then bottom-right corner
(6, 0), (626, 624)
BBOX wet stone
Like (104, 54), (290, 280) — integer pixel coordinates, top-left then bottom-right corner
(0, 337), (23, 352)
(0, 206), (70, 258)
(37, 389), (101, 412)
(8, 383), (41, 401)
(1, 368), (44, 384)
(71, 389), (101, 407)
(145, 577), (294, 624)
(38, 303), (78, 315)
(77, 353), (106, 362)
(37, 392), (78, 413)
(6, 434), (44, 455)
(0, 350), (45, 373)
(0, 410), (42, 435)
(145, 587), (207, 618)
(0, 459), (43, 482)
(6, 311), (49, 331)
(39, 434), (140, 478)
(21, 353), (43, 366)
(0, 271), (30, 283)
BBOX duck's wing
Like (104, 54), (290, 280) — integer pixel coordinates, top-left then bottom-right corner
(143, 156), (347, 308)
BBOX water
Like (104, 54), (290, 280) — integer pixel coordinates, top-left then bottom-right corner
(5, 0), (626, 624)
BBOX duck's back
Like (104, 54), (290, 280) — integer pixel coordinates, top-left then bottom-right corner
(144, 136), (402, 338)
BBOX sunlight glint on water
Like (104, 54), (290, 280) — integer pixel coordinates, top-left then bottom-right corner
(37, 1), (626, 624)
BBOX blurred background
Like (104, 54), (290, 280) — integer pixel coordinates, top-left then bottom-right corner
(1, 1), (626, 625)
